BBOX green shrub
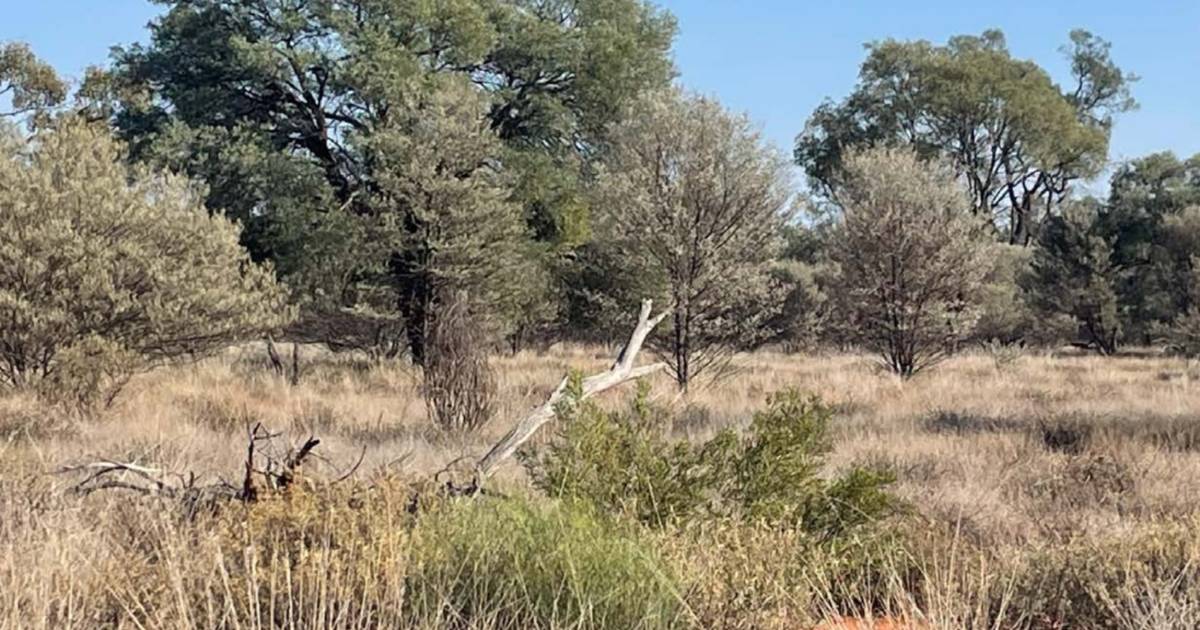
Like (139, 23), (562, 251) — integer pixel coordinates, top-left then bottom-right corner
(0, 120), (291, 406)
(527, 384), (898, 542)
(98, 483), (682, 629)
(407, 496), (684, 630)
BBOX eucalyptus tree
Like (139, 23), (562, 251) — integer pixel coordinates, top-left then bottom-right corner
(0, 41), (67, 121)
(89, 0), (676, 360)
(796, 29), (1135, 245)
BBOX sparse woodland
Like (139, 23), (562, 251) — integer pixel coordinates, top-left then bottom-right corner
(2, 3), (1200, 628)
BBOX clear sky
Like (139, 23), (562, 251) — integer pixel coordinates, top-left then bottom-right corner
(5, 1), (1199, 182)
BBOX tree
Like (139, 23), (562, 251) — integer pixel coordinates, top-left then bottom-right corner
(595, 90), (793, 389)
(1098, 152), (1200, 341)
(796, 29), (1135, 245)
(0, 42), (67, 119)
(1162, 253), (1200, 357)
(0, 120), (290, 405)
(831, 147), (990, 377)
(1023, 202), (1126, 355)
(367, 77), (530, 365)
(90, 0), (676, 357)
(972, 243), (1038, 345)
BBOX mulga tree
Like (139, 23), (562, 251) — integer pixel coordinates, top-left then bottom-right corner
(595, 89), (793, 389)
(0, 120), (290, 405)
(832, 147), (991, 377)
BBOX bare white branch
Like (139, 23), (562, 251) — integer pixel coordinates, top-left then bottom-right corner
(474, 299), (668, 479)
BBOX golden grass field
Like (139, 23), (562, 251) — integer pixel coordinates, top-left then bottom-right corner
(3, 345), (1199, 628)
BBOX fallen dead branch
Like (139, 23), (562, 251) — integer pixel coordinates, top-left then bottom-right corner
(472, 299), (668, 481)
(58, 422), (336, 515)
(58, 299), (668, 511)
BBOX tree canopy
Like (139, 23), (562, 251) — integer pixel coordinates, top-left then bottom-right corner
(93, 0), (676, 249)
(87, 0), (676, 359)
(0, 41), (68, 120)
(595, 89), (793, 388)
(795, 29), (1135, 245)
(830, 147), (990, 376)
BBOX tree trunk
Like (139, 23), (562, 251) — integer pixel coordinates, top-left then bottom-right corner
(672, 301), (690, 391)
(390, 251), (433, 367)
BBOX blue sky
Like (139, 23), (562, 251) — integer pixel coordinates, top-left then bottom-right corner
(5, 1), (1199, 183)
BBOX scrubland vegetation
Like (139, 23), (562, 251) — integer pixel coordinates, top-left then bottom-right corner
(2, 0), (1200, 627)
(4, 348), (1200, 628)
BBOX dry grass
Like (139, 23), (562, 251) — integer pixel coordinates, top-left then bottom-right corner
(3, 344), (1200, 628)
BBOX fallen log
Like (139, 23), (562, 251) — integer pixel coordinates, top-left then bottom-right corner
(473, 298), (668, 480)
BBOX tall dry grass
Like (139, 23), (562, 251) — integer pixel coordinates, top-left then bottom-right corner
(2, 344), (1199, 628)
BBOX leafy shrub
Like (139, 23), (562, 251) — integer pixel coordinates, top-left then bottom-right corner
(972, 243), (1038, 345)
(528, 384), (898, 541)
(1161, 259), (1200, 356)
(1023, 202), (1126, 355)
(407, 496), (684, 630)
(0, 120), (291, 405)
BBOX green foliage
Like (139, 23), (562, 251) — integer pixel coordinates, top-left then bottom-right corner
(528, 385), (897, 542)
(797, 29), (1134, 244)
(734, 392), (896, 538)
(557, 240), (669, 345)
(1162, 255), (1200, 356)
(1099, 155), (1200, 342)
(0, 120), (291, 404)
(368, 77), (534, 362)
(94, 0), (677, 354)
(1023, 202), (1126, 354)
(972, 243), (1040, 344)
(765, 258), (835, 351)
(1014, 154), (1200, 352)
(407, 496), (684, 630)
(0, 42), (67, 120)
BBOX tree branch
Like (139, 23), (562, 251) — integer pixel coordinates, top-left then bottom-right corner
(473, 299), (668, 479)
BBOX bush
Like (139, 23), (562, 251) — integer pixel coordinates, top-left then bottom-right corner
(973, 243), (1039, 345)
(831, 147), (991, 377)
(1161, 256), (1200, 356)
(528, 384), (898, 541)
(0, 120), (291, 405)
(407, 496), (684, 630)
(1023, 202), (1126, 355)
